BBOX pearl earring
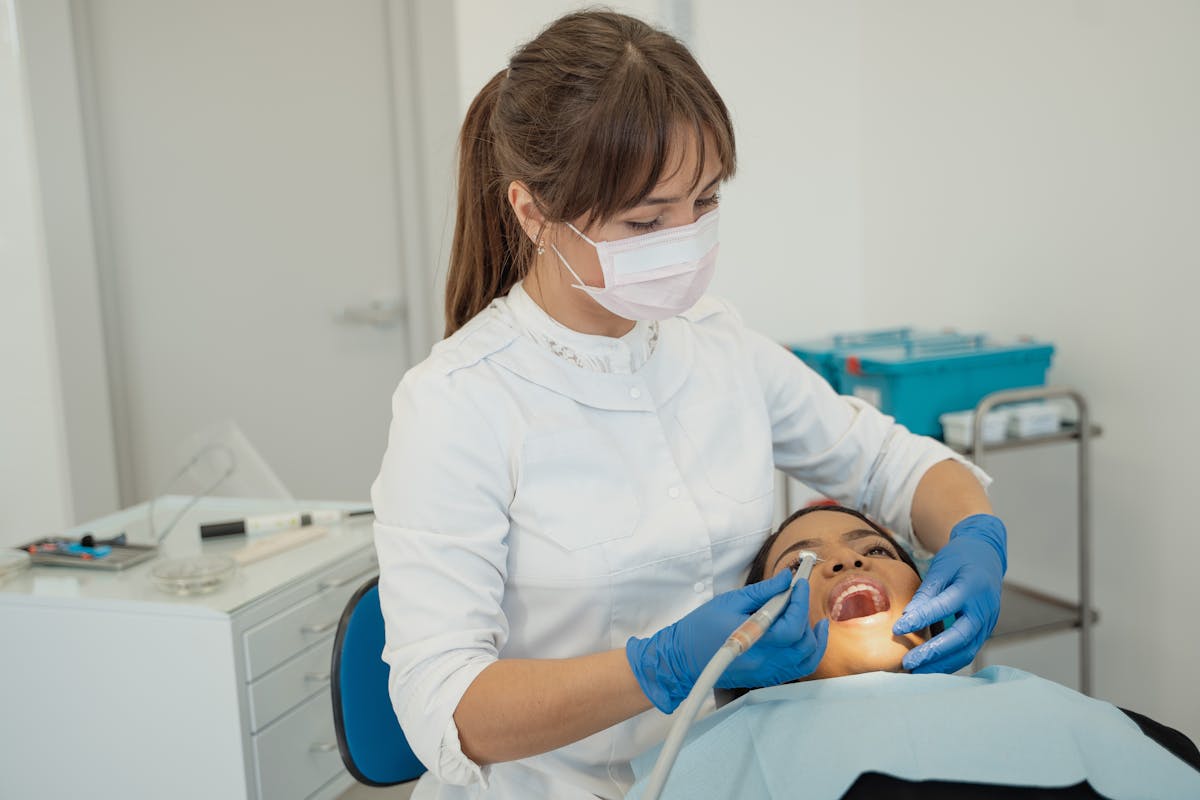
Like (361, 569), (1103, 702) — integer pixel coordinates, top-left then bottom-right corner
(537, 240), (545, 256)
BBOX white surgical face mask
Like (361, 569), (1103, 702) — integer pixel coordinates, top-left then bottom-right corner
(550, 208), (720, 322)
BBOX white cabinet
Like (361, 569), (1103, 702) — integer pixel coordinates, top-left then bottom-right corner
(236, 550), (377, 800)
(0, 498), (377, 800)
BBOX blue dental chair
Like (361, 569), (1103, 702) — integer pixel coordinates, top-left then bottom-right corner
(331, 576), (427, 786)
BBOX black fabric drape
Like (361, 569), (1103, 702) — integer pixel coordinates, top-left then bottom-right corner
(837, 708), (1199, 799)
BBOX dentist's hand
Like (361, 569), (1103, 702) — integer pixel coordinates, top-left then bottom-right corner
(893, 514), (1007, 674)
(626, 570), (829, 714)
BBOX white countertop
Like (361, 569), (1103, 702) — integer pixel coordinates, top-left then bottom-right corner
(0, 496), (376, 617)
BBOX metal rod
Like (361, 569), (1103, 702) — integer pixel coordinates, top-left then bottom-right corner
(969, 386), (1093, 695)
(1074, 391), (1093, 696)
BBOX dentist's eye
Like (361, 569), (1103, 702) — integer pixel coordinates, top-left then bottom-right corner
(627, 217), (664, 232)
(696, 192), (721, 209)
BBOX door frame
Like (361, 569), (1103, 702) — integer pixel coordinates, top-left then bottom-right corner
(16, 0), (459, 512)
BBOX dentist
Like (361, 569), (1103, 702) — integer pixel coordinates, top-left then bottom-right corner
(371, 9), (1004, 800)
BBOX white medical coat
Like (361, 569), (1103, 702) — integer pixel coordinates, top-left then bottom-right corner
(371, 285), (989, 799)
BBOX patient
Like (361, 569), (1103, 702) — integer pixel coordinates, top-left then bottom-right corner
(628, 505), (1200, 800)
(742, 504), (938, 683)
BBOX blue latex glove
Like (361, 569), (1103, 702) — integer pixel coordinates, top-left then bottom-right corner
(627, 569), (829, 714)
(893, 513), (1007, 674)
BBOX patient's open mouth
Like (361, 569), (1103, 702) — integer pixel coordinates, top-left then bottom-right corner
(827, 575), (891, 622)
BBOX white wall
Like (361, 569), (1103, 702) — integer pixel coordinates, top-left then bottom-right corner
(695, 1), (866, 341)
(855, 1), (1200, 741)
(0, 0), (74, 546)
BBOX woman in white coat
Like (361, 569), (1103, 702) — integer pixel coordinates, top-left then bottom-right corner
(372, 10), (1006, 799)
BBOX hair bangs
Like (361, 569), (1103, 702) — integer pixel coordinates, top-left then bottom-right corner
(560, 79), (674, 228)
(666, 104), (736, 198)
(563, 51), (736, 229)
(654, 54), (737, 200)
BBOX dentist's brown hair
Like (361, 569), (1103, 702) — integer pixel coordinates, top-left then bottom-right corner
(444, 9), (737, 336)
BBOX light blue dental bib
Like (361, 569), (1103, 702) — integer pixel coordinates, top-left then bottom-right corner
(627, 666), (1200, 799)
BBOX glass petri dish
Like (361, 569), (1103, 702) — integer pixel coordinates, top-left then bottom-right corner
(151, 555), (236, 595)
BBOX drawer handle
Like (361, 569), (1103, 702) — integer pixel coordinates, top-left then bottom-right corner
(319, 575), (355, 590)
(301, 620), (337, 635)
(305, 671), (331, 683)
(319, 566), (374, 592)
(310, 742), (339, 753)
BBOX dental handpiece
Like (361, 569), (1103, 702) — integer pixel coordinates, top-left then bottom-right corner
(725, 551), (819, 656)
(641, 551), (821, 800)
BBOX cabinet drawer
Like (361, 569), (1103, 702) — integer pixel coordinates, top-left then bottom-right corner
(243, 563), (372, 681)
(249, 637), (334, 732)
(254, 687), (343, 800)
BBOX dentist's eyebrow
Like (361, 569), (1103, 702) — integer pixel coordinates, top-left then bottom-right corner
(770, 529), (886, 572)
(633, 174), (722, 207)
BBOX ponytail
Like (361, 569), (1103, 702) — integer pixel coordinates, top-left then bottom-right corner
(444, 69), (533, 337)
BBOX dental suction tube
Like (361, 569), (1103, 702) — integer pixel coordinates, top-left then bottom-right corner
(640, 552), (820, 800)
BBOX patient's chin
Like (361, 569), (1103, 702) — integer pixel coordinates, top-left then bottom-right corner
(806, 616), (927, 680)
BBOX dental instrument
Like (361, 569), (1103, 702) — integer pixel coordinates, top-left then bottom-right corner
(199, 507), (373, 539)
(641, 551), (821, 800)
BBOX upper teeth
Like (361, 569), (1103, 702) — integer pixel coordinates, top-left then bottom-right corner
(832, 583), (885, 615)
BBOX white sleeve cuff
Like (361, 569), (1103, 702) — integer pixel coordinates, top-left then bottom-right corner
(391, 654), (495, 786)
(857, 421), (993, 562)
(433, 711), (491, 788)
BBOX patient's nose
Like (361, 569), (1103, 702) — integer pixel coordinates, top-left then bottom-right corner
(828, 555), (864, 574)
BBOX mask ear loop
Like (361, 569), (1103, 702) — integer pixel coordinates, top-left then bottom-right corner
(549, 222), (599, 291)
(549, 243), (591, 291)
(565, 221), (599, 247)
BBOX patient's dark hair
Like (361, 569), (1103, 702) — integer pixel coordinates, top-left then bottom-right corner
(745, 504), (922, 586)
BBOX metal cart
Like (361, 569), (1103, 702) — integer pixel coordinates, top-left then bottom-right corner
(958, 386), (1101, 696)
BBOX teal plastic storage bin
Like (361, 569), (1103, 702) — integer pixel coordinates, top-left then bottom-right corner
(836, 336), (1055, 437)
(789, 328), (970, 391)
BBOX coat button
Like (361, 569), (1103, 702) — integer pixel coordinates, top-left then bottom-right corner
(693, 582), (706, 593)
(668, 486), (681, 499)
(629, 387), (642, 399)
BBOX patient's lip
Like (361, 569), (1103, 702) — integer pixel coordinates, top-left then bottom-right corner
(825, 573), (891, 622)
